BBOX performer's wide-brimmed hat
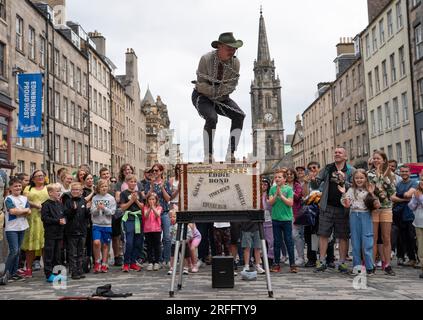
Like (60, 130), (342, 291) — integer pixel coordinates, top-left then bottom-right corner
(211, 32), (243, 49)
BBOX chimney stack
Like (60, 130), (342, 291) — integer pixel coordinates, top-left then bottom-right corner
(89, 31), (106, 56)
(125, 48), (138, 82)
(33, 0), (67, 24)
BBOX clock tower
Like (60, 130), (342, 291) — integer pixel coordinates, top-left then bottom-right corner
(250, 8), (285, 174)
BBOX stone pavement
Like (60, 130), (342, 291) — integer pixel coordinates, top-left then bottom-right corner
(1, 260), (422, 300)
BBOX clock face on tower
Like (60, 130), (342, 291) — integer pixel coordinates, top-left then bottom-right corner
(264, 112), (274, 123)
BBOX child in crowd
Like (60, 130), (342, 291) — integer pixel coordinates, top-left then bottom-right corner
(120, 174), (144, 272)
(213, 221), (231, 256)
(91, 179), (116, 273)
(168, 210), (191, 275)
(269, 169), (297, 273)
(187, 223), (201, 273)
(241, 221), (265, 274)
(62, 182), (91, 280)
(41, 183), (66, 283)
(3, 178), (30, 282)
(143, 193), (162, 271)
(340, 169), (375, 275)
(408, 174), (423, 279)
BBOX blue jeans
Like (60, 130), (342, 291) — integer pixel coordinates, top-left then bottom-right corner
(350, 211), (374, 270)
(272, 220), (295, 266)
(123, 220), (142, 264)
(161, 212), (171, 263)
(5, 231), (25, 276)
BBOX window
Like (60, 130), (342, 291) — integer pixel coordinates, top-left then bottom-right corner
(77, 106), (82, 130)
(365, 34), (371, 58)
(54, 92), (60, 120)
(0, 42), (4, 77)
(387, 10), (393, 37)
(62, 56), (68, 83)
(70, 140), (75, 166)
(28, 27), (35, 60)
(368, 72), (373, 97)
(40, 36), (46, 68)
(54, 135), (60, 162)
(358, 64), (362, 85)
(347, 108), (352, 128)
(372, 27), (378, 52)
(354, 104), (358, 123)
(70, 102), (75, 126)
(341, 112), (346, 131)
(17, 160), (25, 173)
(63, 138), (68, 164)
(415, 25), (423, 60)
(0, 0), (5, 20)
(405, 140), (412, 163)
(412, 0), (421, 6)
(352, 69), (356, 90)
(98, 93), (102, 116)
(16, 16), (23, 52)
(361, 100), (366, 122)
(63, 97), (68, 124)
(418, 78), (423, 111)
(390, 53), (397, 83)
(396, 142), (403, 163)
(379, 18), (385, 44)
(401, 92), (409, 122)
(54, 49), (59, 77)
(76, 67), (81, 93)
(69, 62), (75, 89)
(93, 57), (97, 77)
(396, 1), (403, 29)
(363, 133), (368, 155)
(77, 143), (82, 166)
(82, 73), (87, 97)
(393, 97), (400, 125)
(335, 117), (339, 135)
(382, 60), (388, 88)
(375, 66), (380, 93)
(93, 89), (97, 113)
(84, 145), (89, 165)
(30, 162), (36, 175)
(371, 110), (376, 135)
(377, 106), (383, 133)
(357, 136), (362, 157)
(385, 102), (391, 129)
(399, 46), (406, 77)
(265, 95), (271, 109)
(94, 125), (98, 148)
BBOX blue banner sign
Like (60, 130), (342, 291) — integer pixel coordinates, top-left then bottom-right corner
(17, 73), (43, 138)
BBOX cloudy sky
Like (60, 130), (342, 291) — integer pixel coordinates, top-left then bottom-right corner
(67, 0), (368, 162)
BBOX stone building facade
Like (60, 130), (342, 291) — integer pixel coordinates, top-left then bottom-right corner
(362, 0), (417, 163)
(291, 115), (305, 169)
(408, 0), (423, 162)
(110, 75), (125, 177)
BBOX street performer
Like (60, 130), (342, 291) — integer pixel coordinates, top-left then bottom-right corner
(192, 32), (245, 163)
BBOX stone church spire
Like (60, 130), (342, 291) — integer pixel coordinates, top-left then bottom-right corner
(257, 7), (271, 65)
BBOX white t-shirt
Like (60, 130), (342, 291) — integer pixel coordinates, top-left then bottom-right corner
(4, 195), (30, 232)
(213, 222), (230, 228)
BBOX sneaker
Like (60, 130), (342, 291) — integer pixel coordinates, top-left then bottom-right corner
(183, 267), (189, 275)
(366, 268), (376, 276)
(304, 260), (316, 268)
(384, 265), (396, 276)
(136, 258), (144, 267)
(281, 256), (289, 265)
(46, 274), (56, 283)
(16, 269), (26, 277)
(122, 264), (130, 272)
(130, 263), (141, 272)
(255, 264), (265, 274)
(196, 260), (203, 269)
(32, 260), (41, 271)
(243, 265), (250, 273)
(71, 274), (81, 280)
(270, 264), (281, 273)
(153, 263), (160, 271)
(147, 263), (153, 271)
(290, 265), (299, 273)
(101, 265), (109, 273)
(0, 272), (9, 285)
(24, 269), (33, 278)
(314, 261), (327, 273)
(167, 268), (173, 275)
(295, 258), (305, 267)
(397, 258), (405, 266)
(376, 260), (382, 268)
(10, 274), (25, 282)
(190, 266), (199, 273)
(114, 256), (124, 267)
(338, 263), (349, 273)
(93, 263), (101, 274)
(404, 260), (416, 268)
